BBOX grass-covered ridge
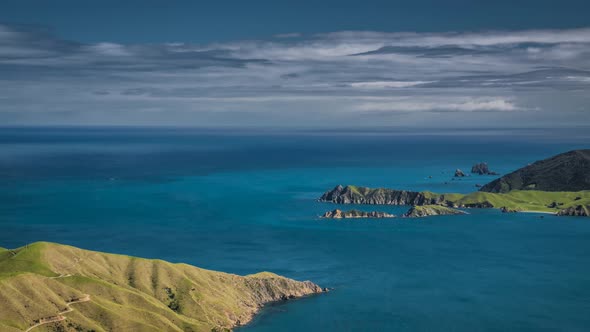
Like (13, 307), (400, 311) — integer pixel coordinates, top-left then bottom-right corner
(480, 149), (590, 193)
(0, 242), (325, 332)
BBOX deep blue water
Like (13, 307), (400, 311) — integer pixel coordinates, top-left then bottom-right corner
(1, 127), (590, 332)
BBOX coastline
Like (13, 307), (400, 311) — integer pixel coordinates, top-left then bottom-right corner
(518, 210), (557, 215)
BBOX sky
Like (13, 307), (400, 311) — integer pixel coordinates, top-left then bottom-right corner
(1, 0), (589, 128)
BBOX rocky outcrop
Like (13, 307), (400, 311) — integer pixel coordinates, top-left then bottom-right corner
(321, 209), (396, 219)
(480, 149), (590, 193)
(471, 162), (499, 175)
(459, 201), (495, 209)
(319, 185), (447, 205)
(500, 206), (520, 213)
(403, 205), (466, 218)
(454, 169), (466, 177)
(557, 205), (589, 217)
(547, 201), (564, 208)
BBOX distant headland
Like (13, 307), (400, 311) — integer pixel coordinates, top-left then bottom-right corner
(319, 150), (590, 217)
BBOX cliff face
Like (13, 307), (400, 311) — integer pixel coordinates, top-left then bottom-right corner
(480, 149), (590, 193)
(319, 185), (446, 205)
(321, 209), (396, 219)
(557, 205), (589, 216)
(0, 242), (325, 332)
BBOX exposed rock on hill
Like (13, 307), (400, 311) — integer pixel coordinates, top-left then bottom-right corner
(500, 206), (520, 213)
(480, 149), (590, 193)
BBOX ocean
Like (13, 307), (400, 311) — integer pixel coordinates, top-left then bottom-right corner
(1, 127), (589, 331)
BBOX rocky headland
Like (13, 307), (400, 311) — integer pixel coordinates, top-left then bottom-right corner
(557, 205), (589, 216)
(319, 184), (589, 217)
(319, 185), (448, 205)
(319, 150), (590, 217)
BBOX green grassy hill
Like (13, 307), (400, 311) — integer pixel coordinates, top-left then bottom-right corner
(0, 242), (324, 332)
(453, 190), (590, 213)
(480, 149), (590, 193)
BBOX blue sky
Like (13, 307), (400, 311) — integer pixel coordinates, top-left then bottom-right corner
(1, 0), (589, 127)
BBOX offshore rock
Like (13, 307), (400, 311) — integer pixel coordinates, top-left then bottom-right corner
(471, 162), (499, 175)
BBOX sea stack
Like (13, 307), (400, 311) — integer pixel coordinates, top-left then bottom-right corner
(471, 162), (499, 175)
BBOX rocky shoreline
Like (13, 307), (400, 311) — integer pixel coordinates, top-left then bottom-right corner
(320, 205), (467, 219)
(321, 209), (396, 219)
(557, 205), (589, 216)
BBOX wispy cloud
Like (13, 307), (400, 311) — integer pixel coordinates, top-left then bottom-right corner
(0, 24), (589, 127)
(357, 97), (527, 112)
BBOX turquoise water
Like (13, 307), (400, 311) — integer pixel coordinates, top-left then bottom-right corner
(1, 128), (589, 331)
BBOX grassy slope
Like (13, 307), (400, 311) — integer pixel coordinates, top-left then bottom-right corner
(0, 243), (57, 279)
(454, 190), (590, 212)
(0, 242), (323, 332)
(480, 149), (590, 193)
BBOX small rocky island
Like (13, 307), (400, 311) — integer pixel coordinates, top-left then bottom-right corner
(471, 162), (499, 175)
(321, 206), (467, 219)
(454, 169), (466, 177)
(321, 209), (396, 219)
(403, 205), (467, 218)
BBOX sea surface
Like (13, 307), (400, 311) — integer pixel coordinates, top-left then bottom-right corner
(1, 127), (589, 332)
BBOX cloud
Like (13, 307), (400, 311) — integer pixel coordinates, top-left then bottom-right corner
(357, 97), (526, 112)
(0, 23), (589, 127)
(349, 81), (435, 88)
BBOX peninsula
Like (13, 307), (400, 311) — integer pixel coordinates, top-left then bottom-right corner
(0, 242), (326, 332)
